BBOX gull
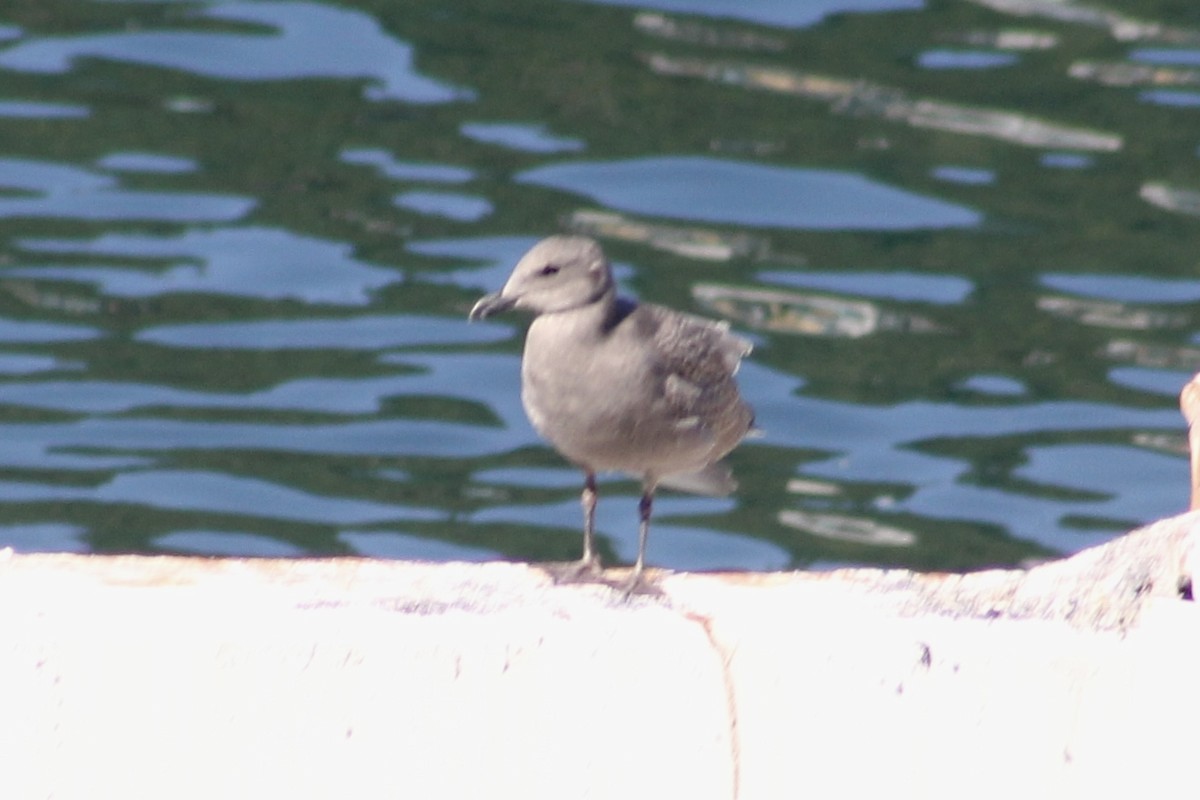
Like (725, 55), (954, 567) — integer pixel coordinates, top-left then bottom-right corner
(469, 235), (754, 590)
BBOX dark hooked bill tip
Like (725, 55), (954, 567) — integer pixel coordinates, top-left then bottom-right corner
(468, 291), (516, 321)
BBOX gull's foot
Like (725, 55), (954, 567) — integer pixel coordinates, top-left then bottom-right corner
(547, 554), (604, 584)
(617, 567), (663, 599)
(619, 572), (643, 599)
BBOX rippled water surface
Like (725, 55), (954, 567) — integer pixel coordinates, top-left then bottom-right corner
(0, 0), (1197, 573)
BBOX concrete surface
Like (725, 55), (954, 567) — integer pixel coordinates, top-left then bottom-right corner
(0, 511), (1197, 799)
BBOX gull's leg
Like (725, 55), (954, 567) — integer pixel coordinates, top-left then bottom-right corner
(622, 482), (656, 595)
(577, 470), (601, 573)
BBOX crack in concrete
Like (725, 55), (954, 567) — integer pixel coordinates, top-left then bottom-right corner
(682, 609), (741, 800)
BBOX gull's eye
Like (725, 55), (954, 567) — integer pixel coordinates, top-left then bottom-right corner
(539, 264), (561, 277)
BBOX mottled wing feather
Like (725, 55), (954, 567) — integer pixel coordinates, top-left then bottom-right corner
(634, 304), (753, 448)
(644, 305), (752, 387)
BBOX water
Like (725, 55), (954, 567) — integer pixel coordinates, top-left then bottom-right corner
(0, 0), (1195, 573)
(516, 156), (983, 230)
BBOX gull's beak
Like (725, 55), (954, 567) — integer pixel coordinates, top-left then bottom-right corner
(468, 290), (517, 321)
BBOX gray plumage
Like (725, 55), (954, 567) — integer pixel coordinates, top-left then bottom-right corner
(469, 235), (754, 589)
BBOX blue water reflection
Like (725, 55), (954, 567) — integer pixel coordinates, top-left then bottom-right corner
(394, 190), (494, 221)
(95, 152), (198, 174)
(574, 0), (923, 28)
(1108, 367), (1191, 397)
(0, 158), (253, 222)
(759, 270), (973, 304)
(474, 466), (584, 489)
(0, 523), (88, 553)
(1041, 273), (1200, 303)
(1131, 48), (1200, 65)
(408, 235), (548, 288)
(1016, 444), (1185, 521)
(0, 416), (518, 462)
(338, 530), (498, 561)
(460, 122), (585, 153)
(0, 1), (473, 103)
(741, 359), (1181, 550)
(0, 353), (522, 420)
(17, 228), (394, 304)
(471, 491), (790, 570)
(341, 149), (475, 183)
(1139, 90), (1200, 107)
(642, 524), (792, 571)
(750, 383), (1180, 456)
(1040, 152), (1095, 169)
(518, 156), (981, 230)
(956, 375), (1028, 397)
(139, 315), (508, 350)
(0, 99), (88, 118)
(0, 317), (100, 342)
(0, 376), (401, 415)
(0, 354), (81, 375)
(917, 50), (1019, 69)
(155, 530), (307, 557)
(931, 165), (995, 185)
(94, 470), (440, 524)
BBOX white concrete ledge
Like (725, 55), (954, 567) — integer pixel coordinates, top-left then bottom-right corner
(2, 512), (1197, 799)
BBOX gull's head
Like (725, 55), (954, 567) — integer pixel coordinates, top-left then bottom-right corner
(469, 235), (613, 320)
